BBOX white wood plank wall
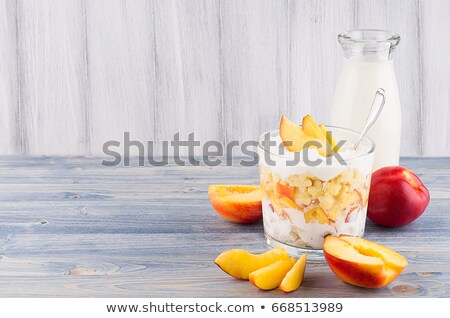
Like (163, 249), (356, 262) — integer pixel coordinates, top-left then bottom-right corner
(0, 0), (448, 156)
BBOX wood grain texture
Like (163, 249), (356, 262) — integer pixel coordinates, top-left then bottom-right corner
(1, 0), (449, 156)
(153, 0), (222, 156)
(289, 0), (355, 124)
(0, 156), (448, 297)
(16, 0), (88, 155)
(220, 0), (289, 150)
(0, 0), (19, 155)
(85, 0), (155, 156)
(420, 0), (450, 155)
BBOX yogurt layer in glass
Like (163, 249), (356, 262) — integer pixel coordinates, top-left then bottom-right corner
(258, 127), (375, 252)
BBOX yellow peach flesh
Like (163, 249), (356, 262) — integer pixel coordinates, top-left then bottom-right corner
(323, 236), (408, 288)
(249, 257), (296, 290)
(279, 254), (307, 292)
(208, 185), (262, 223)
(214, 247), (289, 280)
(279, 115), (309, 152)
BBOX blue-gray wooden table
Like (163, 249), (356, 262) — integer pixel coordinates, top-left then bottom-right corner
(0, 157), (448, 297)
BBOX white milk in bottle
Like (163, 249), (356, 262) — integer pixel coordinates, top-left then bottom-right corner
(330, 30), (401, 170)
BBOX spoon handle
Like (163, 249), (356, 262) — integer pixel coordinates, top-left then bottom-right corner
(353, 88), (386, 150)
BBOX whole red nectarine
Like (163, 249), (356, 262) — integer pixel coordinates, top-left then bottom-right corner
(368, 166), (430, 227)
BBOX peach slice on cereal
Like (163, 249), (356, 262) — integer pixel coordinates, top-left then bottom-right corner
(279, 115), (309, 152)
(280, 114), (333, 157)
(302, 115), (325, 139)
(320, 123), (341, 152)
(302, 115), (332, 157)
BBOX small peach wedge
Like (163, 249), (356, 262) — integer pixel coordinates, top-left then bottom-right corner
(249, 257), (296, 290)
(279, 115), (309, 152)
(323, 236), (408, 288)
(279, 114), (339, 156)
(208, 185), (262, 223)
(302, 114), (326, 139)
(302, 115), (332, 157)
(320, 123), (340, 152)
(279, 254), (307, 292)
(215, 247), (289, 280)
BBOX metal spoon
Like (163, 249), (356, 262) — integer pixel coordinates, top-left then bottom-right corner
(353, 88), (386, 150)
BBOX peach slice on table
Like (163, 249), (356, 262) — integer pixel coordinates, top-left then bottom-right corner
(304, 207), (330, 225)
(279, 254), (307, 292)
(208, 185), (262, 223)
(323, 236), (408, 288)
(215, 247), (289, 280)
(249, 257), (296, 290)
(279, 115), (310, 152)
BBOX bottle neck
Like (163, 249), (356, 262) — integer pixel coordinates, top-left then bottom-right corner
(338, 29), (400, 61)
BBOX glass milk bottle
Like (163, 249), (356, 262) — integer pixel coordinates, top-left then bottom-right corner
(330, 30), (401, 170)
